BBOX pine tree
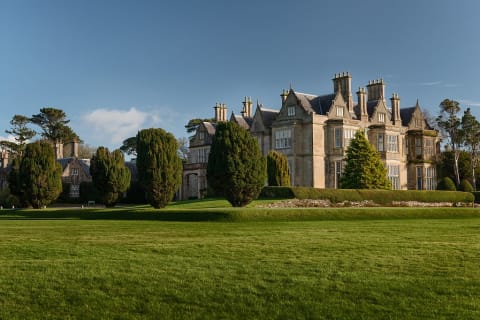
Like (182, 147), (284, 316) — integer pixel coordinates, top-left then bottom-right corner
(90, 147), (131, 207)
(136, 128), (182, 209)
(267, 150), (291, 186)
(340, 130), (391, 189)
(207, 122), (266, 207)
(18, 141), (63, 208)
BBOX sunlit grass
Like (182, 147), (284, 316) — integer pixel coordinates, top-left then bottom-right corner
(0, 206), (479, 319)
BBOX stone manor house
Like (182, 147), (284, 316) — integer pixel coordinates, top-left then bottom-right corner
(181, 72), (440, 200)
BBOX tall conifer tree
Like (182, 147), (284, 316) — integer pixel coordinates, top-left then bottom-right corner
(136, 128), (182, 208)
(207, 122), (266, 207)
(90, 147), (131, 207)
(340, 130), (391, 189)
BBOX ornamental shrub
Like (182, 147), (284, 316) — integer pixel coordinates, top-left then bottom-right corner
(267, 150), (291, 186)
(136, 128), (182, 209)
(459, 179), (474, 192)
(207, 122), (266, 207)
(436, 177), (457, 191)
(18, 141), (63, 208)
(90, 147), (131, 207)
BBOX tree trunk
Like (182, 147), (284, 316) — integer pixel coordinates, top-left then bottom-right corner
(454, 150), (460, 187)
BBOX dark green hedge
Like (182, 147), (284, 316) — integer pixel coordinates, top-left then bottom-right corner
(260, 186), (474, 205)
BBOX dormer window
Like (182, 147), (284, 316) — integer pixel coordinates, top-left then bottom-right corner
(71, 168), (79, 176)
(378, 113), (385, 123)
(415, 119), (423, 128)
(336, 107), (344, 117)
(287, 106), (295, 116)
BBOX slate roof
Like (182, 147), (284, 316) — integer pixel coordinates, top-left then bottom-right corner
(203, 122), (216, 136)
(293, 92), (336, 115)
(259, 107), (279, 128)
(232, 114), (252, 130)
(57, 157), (91, 176)
(400, 106), (416, 127)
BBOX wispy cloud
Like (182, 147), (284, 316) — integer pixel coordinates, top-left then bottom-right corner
(459, 99), (480, 107)
(417, 81), (461, 88)
(419, 81), (442, 86)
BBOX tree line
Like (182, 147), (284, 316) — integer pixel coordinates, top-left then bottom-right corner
(2, 98), (480, 209)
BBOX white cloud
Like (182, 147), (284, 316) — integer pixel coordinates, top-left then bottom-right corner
(79, 106), (191, 149)
(0, 135), (17, 143)
(81, 107), (148, 146)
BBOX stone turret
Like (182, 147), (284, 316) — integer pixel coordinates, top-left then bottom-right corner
(332, 72), (353, 112)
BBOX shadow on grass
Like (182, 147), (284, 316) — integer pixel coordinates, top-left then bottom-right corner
(0, 208), (231, 222)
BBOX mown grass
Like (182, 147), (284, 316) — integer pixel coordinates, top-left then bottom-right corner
(0, 202), (479, 319)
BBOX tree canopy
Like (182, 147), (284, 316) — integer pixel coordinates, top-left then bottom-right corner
(436, 99), (462, 185)
(207, 122), (266, 207)
(15, 141), (63, 208)
(90, 147), (131, 207)
(1, 115), (36, 157)
(30, 107), (79, 143)
(340, 130), (391, 190)
(136, 128), (182, 209)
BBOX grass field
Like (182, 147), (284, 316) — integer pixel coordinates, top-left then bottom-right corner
(0, 201), (479, 319)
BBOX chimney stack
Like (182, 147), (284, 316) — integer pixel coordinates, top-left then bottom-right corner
(280, 89), (288, 105)
(241, 96), (253, 118)
(55, 141), (64, 159)
(214, 103), (228, 122)
(366, 79), (385, 101)
(332, 72), (353, 112)
(1, 149), (8, 168)
(356, 87), (368, 120)
(390, 93), (401, 125)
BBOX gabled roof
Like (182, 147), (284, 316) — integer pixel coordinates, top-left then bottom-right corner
(400, 106), (417, 127)
(231, 114), (253, 130)
(203, 122), (216, 136)
(293, 92), (335, 115)
(258, 106), (279, 128)
(57, 157), (91, 177)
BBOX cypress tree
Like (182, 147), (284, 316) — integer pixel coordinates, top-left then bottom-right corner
(340, 130), (391, 189)
(136, 128), (182, 209)
(207, 122), (266, 207)
(90, 147), (131, 207)
(18, 141), (63, 208)
(267, 150), (291, 186)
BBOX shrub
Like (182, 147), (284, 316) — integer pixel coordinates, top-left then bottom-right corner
(267, 151), (291, 186)
(458, 179), (474, 192)
(259, 186), (474, 205)
(260, 186), (295, 199)
(437, 177), (457, 191)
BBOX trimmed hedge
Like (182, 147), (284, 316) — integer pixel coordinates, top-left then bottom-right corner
(260, 186), (474, 205)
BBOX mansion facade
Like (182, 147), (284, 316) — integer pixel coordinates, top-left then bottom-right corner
(181, 72), (440, 199)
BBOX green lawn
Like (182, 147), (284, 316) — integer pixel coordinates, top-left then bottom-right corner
(0, 205), (479, 319)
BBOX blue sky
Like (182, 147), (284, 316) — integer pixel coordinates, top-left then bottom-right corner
(2, 0), (480, 150)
